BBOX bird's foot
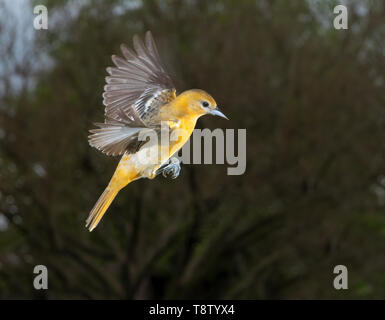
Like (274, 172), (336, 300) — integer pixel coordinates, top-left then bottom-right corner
(156, 157), (181, 179)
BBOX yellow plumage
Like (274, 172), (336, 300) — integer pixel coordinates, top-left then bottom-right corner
(86, 32), (227, 231)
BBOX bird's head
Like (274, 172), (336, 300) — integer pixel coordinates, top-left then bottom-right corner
(179, 89), (228, 120)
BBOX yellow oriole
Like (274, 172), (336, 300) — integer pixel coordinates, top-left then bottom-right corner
(86, 31), (227, 231)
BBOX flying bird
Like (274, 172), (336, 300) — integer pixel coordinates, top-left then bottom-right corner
(86, 31), (228, 231)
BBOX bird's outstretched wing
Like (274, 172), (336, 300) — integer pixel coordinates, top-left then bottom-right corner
(89, 31), (176, 156)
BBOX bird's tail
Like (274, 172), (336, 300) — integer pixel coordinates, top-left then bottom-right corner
(86, 186), (120, 232)
(86, 154), (140, 231)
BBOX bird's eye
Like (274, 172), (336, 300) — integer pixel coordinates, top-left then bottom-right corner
(202, 101), (209, 108)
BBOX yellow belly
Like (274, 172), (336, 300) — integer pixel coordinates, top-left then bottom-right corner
(120, 119), (196, 179)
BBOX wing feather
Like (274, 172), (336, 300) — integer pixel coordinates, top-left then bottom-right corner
(103, 31), (175, 123)
(89, 31), (175, 156)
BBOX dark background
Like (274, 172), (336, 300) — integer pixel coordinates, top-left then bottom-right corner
(1, 0), (385, 299)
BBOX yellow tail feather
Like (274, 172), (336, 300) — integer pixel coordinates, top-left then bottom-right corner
(86, 187), (120, 231)
(86, 154), (141, 231)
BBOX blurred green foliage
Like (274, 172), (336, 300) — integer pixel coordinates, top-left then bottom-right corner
(1, 0), (385, 299)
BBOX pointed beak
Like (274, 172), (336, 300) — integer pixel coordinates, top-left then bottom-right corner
(210, 107), (229, 120)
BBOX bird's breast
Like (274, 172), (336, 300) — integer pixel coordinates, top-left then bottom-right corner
(121, 118), (197, 178)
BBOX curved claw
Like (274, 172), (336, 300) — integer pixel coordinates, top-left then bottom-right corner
(158, 157), (181, 179)
(162, 164), (181, 179)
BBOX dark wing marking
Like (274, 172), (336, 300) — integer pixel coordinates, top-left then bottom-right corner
(89, 112), (147, 156)
(103, 31), (176, 126)
(89, 31), (176, 156)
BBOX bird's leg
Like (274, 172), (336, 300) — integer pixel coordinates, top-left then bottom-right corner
(156, 157), (181, 179)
